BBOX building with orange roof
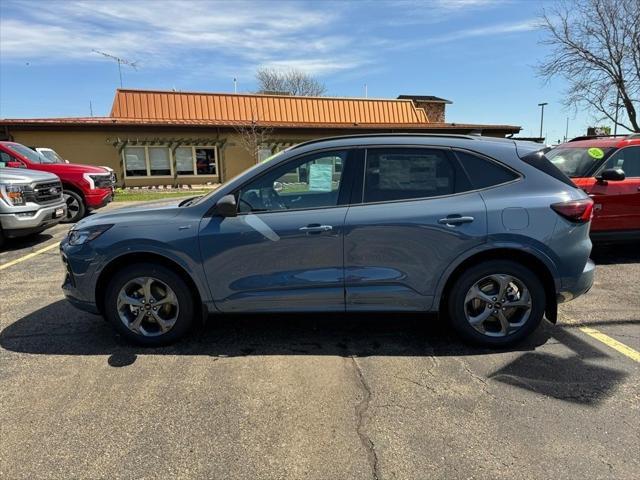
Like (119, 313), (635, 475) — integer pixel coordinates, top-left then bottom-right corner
(0, 89), (521, 186)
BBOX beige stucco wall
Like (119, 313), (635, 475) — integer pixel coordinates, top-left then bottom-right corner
(8, 128), (296, 186)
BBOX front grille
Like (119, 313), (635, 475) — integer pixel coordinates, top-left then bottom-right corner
(27, 181), (63, 204)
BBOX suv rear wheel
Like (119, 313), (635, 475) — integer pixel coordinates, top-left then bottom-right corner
(62, 189), (86, 223)
(447, 260), (545, 347)
(104, 263), (194, 346)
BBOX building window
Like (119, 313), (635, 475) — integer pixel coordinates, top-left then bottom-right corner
(195, 147), (217, 175)
(175, 147), (195, 175)
(148, 147), (171, 176)
(122, 145), (218, 178)
(124, 147), (147, 177)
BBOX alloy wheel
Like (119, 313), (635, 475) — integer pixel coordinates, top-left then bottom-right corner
(63, 193), (81, 221)
(116, 276), (180, 337)
(463, 274), (532, 337)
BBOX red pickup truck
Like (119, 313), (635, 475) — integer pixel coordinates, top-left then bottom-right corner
(546, 134), (640, 242)
(0, 141), (115, 222)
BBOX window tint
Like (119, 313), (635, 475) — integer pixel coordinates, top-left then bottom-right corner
(238, 150), (348, 213)
(455, 151), (518, 189)
(601, 146), (640, 177)
(0, 151), (13, 167)
(363, 148), (464, 203)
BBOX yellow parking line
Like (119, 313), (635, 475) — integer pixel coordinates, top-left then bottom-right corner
(0, 241), (61, 271)
(579, 326), (640, 363)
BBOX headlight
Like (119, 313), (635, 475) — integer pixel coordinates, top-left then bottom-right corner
(68, 224), (113, 245)
(0, 183), (27, 206)
(83, 173), (113, 189)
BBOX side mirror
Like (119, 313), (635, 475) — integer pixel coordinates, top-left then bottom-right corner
(596, 168), (625, 182)
(273, 181), (284, 193)
(215, 194), (238, 217)
(6, 161), (25, 168)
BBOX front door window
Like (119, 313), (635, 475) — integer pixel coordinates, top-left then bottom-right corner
(237, 150), (348, 213)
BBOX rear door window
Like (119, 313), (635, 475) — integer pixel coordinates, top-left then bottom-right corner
(454, 150), (518, 189)
(362, 148), (470, 203)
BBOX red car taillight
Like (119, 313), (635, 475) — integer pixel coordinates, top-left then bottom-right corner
(551, 198), (594, 223)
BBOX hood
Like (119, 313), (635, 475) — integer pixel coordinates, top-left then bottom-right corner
(42, 163), (110, 174)
(0, 167), (60, 184)
(74, 199), (184, 230)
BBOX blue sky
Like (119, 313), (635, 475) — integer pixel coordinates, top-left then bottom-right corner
(0, 0), (620, 142)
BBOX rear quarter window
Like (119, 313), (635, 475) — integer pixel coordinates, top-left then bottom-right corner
(520, 150), (576, 187)
(454, 150), (519, 189)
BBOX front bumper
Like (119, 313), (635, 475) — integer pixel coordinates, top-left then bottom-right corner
(85, 188), (114, 210)
(557, 259), (595, 303)
(0, 201), (67, 237)
(60, 239), (102, 315)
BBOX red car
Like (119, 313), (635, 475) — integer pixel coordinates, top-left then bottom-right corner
(0, 141), (114, 222)
(546, 134), (640, 242)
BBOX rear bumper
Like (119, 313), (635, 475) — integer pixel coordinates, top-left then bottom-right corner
(0, 202), (66, 237)
(557, 259), (595, 303)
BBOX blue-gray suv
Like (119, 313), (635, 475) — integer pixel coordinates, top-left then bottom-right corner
(60, 134), (595, 347)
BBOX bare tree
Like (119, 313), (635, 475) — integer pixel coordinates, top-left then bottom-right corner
(233, 112), (273, 164)
(256, 68), (327, 96)
(538, 0), (640, 132)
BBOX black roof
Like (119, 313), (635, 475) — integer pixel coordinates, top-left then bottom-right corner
(397, 95), (453, 104)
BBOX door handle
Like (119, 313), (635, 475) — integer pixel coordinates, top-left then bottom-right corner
(438, 215), (474, 227)
(299, 224), (333, 233)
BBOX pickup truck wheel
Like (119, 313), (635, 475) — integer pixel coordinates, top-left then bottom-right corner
(104, 263), (194, 346)
(447, 260), (545, 347)
(62, 190), (86, 223)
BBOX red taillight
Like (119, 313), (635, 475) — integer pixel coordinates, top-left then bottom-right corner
(551, 198), (594, 223)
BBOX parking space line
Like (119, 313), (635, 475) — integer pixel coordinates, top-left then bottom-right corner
(0, 241), (61, 271)
(579, 326), (640, 363)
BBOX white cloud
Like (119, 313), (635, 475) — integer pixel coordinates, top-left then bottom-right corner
(0, 0), (355, 75)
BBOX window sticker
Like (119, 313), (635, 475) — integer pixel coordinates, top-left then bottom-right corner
(308, 163), (334, 192)
(587, 147), (604, 160)
(379, 157), (437, 190)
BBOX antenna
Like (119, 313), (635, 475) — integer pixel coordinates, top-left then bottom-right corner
(364, 84), (368, 98)
(92, 49), (138, 88)
(233, 77), (237, 93)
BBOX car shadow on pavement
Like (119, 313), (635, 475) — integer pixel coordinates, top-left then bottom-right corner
(1, 299), (629, 405)
(1, 232), (56, 252)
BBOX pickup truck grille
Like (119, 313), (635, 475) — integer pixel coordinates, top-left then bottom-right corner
(25, 181), (63, 205)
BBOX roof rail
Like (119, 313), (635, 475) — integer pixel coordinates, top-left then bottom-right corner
(567, 134), (631, 142)
(288, 133), (479, 150)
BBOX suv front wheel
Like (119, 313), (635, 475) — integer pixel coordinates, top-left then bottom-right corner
(104, 263), (194, 346)
(447, 260), (546, 347)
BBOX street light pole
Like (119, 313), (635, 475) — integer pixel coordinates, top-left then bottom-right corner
(538, 102), (548, 140)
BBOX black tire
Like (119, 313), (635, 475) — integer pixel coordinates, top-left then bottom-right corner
(447, 260), (546, 347)
(104, 263), (195, 346)
(61, 189), (86, 223)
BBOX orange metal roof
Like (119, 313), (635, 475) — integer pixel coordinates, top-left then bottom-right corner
(110, 88), (431, 126)
(0, 89), (521, 133)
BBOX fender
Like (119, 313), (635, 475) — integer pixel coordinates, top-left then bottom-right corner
(432, 237), (560, 310)
(94, 238), (214, 311)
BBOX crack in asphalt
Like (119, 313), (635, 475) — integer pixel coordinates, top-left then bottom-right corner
(350, 356), (380, 480)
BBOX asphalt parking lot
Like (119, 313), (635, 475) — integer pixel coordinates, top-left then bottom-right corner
(1, 201), (638, 480)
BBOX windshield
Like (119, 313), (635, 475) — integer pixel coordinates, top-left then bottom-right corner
(7, 143), (54, 164)
(39, 149), (65, 164)
(545, 146), (614, 178)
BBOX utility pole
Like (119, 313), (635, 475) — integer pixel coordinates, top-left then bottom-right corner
(538, 102), (548, 140)
(92, 50), (138, 88)
(233, 78), (237, 94)
(564, 117), (569, 142)
(613, 91), (620, 135)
